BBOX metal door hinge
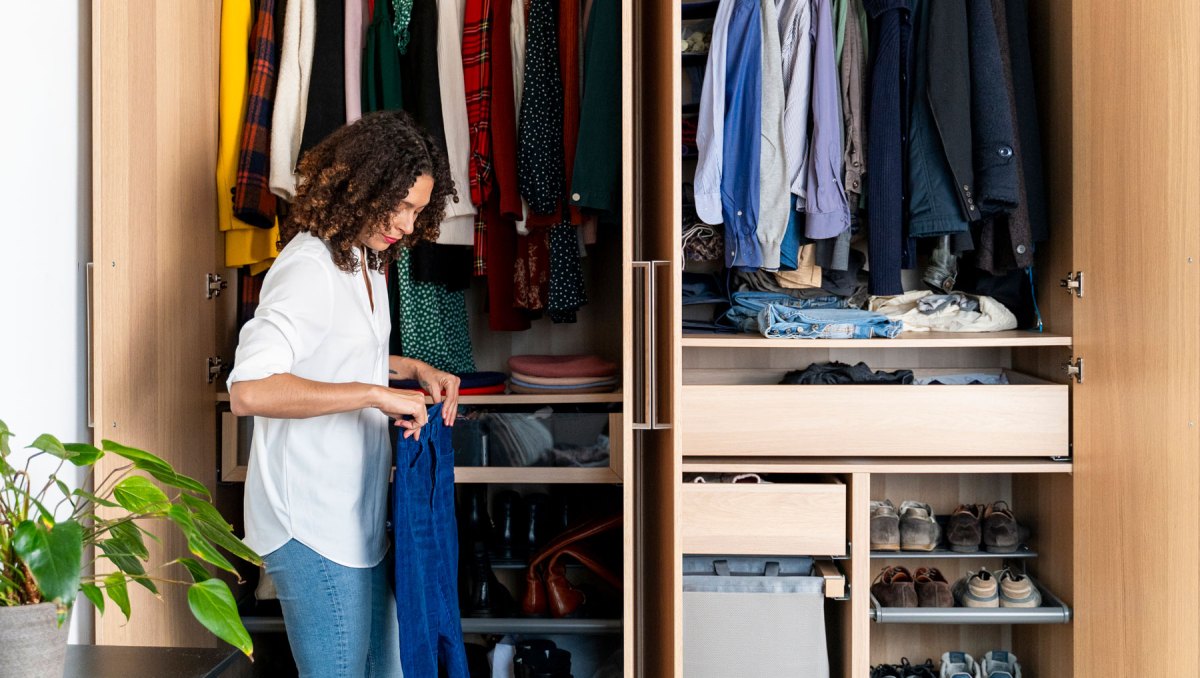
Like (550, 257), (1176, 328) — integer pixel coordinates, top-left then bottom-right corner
(1060, 271), (1083, 298)
(207, 356), (226, 384)
(1063, 357), (1083, 384)
(206, 273), (229, 299)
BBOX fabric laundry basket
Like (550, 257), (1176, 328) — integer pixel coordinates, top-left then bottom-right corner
(683, 556), (830, 678)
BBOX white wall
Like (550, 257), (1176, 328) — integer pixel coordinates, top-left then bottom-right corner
(0, 0), (93, 643)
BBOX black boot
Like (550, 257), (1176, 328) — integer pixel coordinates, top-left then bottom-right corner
(491, 489), (526, 563)
(525, 493), (552, 555)
(463, 541), (515, 618)
(457, 485), (493, 546)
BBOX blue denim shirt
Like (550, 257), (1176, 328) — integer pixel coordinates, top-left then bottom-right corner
(721, 0), (764, 268)
(758, 305), (903, 339)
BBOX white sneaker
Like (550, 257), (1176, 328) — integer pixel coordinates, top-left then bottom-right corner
(981, 650), (1022, 678)
(940, 651), (981, 678)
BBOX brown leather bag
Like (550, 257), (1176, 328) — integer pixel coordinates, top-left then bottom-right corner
(522, 514), (622, 617)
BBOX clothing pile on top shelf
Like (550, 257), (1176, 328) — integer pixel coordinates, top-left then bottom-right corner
(872, 651), (1023, 678)
(218, 0), (626, 370)
(871, 500), (1026, 553)
(507, 355), (619, 394)
(685, 0), (1049, 333)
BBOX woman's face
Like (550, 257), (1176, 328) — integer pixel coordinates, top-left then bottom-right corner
(360, 174), (435, 252)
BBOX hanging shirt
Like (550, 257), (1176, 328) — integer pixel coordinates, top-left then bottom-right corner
(221, 0), (280, 271)
(299, 0), (347, 154)
(720, 0), (765, 268)
(269, 0), (315, 201)
(757, 0), (790, 270)
(345, 0), (365, 123)
(839, 0), (867, 204)
(228, 232), (392, 568)
(233, 0), (281, 232)
(517, 0), (565, 215)
(776, 0), (813, 200)
(863, 0), (912, 295)
(569, 0), (622, 217)
(803, 0), (851, 239)
(436, 0), (479, 245)
(693, 0), (735, 226)
(462, 0), (494, 207)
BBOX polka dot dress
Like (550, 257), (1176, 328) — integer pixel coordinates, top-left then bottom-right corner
(548, 223), (587, 323)
(516, 0), (564, 215)
(396, 248), (477, 373)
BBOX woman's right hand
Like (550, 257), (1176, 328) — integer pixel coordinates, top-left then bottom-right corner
(369, 386), (428, 438)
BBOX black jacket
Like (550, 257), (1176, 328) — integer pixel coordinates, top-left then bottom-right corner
(966, 0), (1019, 216)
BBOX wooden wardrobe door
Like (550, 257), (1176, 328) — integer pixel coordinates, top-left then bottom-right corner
(1072, 0), (1200, 670)
(92, 0), (226, 647)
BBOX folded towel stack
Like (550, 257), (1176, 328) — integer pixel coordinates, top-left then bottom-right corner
(389, 371), (508, 395)
(506, 355), (619, 394)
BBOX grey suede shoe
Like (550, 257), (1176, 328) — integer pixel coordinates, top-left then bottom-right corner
(871, 499), (901, 551)
(983, 501), (1020, 553)
(940, 652), (981, 678)
(996, 569), (1042, 608)
(946, 504), (984, 553)
(899, 500), (940, 551)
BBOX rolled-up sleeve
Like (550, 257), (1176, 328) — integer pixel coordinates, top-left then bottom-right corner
(227, 252), (334, 387)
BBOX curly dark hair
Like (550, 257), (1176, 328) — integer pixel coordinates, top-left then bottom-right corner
(281, 110), (456, 273)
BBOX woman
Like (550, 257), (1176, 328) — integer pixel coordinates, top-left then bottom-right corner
(228, 110), (461, 677)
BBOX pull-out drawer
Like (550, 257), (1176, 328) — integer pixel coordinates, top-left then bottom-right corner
(680, 370), (1068, 457)
(681, 478), (846, 556)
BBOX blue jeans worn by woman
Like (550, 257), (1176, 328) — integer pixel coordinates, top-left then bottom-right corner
(264, 539), (403, 677)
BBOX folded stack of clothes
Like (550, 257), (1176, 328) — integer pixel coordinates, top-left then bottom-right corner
(389, 371), (508, 395)
(507, 355), (619, 395)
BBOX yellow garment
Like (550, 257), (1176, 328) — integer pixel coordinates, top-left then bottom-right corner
(218, 0), (279, 270)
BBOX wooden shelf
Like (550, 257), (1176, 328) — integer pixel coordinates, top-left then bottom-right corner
(681, 330), (1072, 349)
(454, 466), (621, 484)
(681, 457), (1073, 475)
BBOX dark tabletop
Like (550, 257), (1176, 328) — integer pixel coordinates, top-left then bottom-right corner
(65, 644), (248, 678)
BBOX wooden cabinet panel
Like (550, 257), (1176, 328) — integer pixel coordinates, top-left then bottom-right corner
(680, 378), (1069, 457)
(92, 0), (224, 647)
(680, 481), (846, 556)
(1072, 0), (1200, 672)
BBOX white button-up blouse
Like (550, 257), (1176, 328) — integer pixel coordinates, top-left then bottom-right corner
(228, 232), (392, 568)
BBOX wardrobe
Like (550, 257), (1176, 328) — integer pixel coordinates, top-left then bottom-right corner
(91, 1), (639, 674)
(90, 0), (1199, 675)
(634, 0), (1200, 676)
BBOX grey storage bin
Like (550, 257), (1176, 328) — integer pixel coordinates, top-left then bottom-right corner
(683, 557), (830, 678)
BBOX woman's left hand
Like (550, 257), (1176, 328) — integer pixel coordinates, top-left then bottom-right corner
(414, 362), (461, 425)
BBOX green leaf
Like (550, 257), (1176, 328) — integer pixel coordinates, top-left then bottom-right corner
(72, 488), (119, 509)
(80, 583), (105, 613)
(53, 478), (72, 502)
(179, 494), (230, 529)
(0, 419), (11, 456)
(187, 579), (253, 657)
(63, 443), (104, 466)
(96, 540), (157, 595)
(174, 557), (212, 583)
(101, 440), (172, 474)
(12, 519), (84, 605)
(28, 434), (74, 460)
(109, 521), (149, 560)
(103, 572), (130, 619)
(193, 517), (262, 567)
(111, 476), (170, 514)
(102, 440), (210, 499)
(165, 506), (237, 576)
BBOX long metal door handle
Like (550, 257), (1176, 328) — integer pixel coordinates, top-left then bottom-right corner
(651, 261), (671, 429)
(86, 262), (95, 429)
(631, 262), (653, 429)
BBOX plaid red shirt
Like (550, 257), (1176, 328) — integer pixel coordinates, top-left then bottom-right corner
(463, 0), (493, 274)
(234, 0), (279, 228)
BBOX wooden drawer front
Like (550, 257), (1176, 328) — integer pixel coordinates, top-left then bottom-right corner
(680, 383), (1068, 457)
(681, 482), (846, 556)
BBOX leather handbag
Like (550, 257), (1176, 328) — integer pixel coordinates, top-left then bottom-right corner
(522, 514), (622, 617)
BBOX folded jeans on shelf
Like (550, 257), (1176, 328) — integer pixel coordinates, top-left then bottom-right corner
(758, 306), (903, 339)
(721, 291), (848, 332)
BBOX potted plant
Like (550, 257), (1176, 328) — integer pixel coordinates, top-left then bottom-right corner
(0, 419), (261, 676)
